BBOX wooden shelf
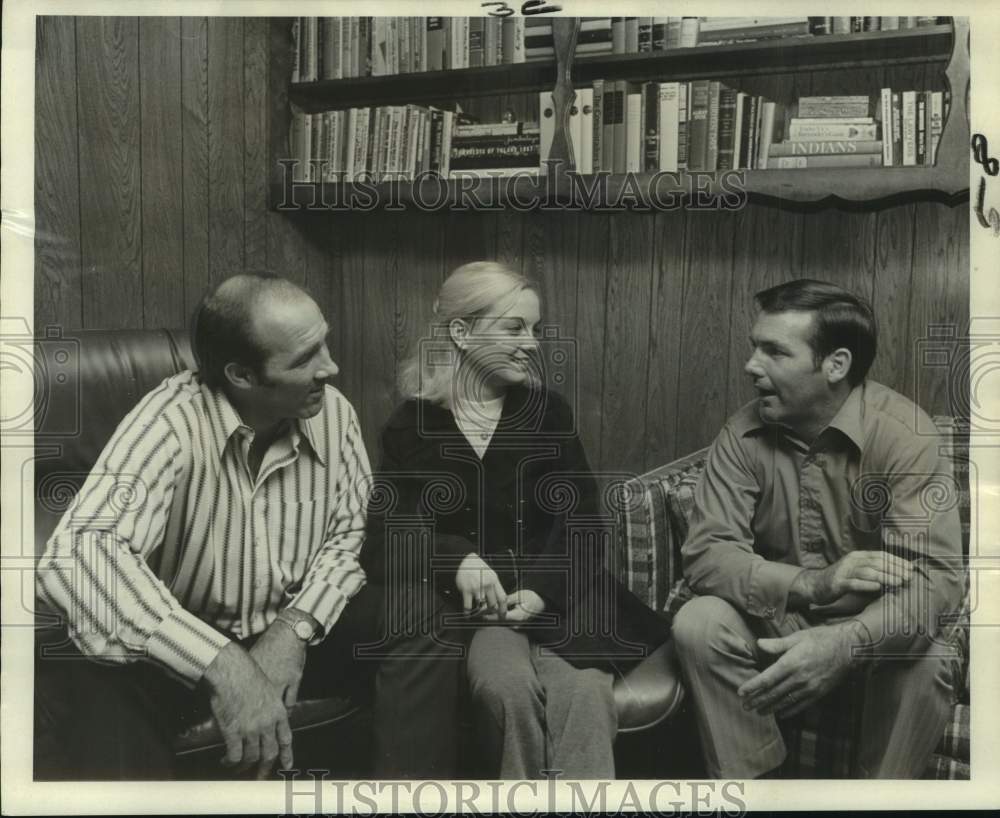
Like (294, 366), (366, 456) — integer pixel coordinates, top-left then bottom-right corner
(268, 19), (969, 211)
(287, 25), (953, 112)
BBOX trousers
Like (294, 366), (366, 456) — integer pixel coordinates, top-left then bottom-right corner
(672, 595), (955, 779)
(34, 584), (463, 780)
(466, 626), (617, 779)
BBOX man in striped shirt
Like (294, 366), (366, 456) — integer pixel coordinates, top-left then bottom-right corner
(35, 274), (461, 780)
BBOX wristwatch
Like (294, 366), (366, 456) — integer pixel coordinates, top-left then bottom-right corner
(277, 609), (318, 642)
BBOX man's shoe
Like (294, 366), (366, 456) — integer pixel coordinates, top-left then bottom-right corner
(614, 639), (686, 733)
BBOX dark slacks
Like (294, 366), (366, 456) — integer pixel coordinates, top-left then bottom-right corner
(34, 584), (464, 780)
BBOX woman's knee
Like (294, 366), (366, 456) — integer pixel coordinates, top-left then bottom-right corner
(672, 595), (748, 658)
(467, 629), (541, 706)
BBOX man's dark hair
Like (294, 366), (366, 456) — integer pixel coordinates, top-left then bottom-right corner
(190, 273), (311, 389)
(754, 278), (878, 386)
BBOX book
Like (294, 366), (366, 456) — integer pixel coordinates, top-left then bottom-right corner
(484, 17), (502, 66)
(609, 80), (627, 172)
(881, 17), (900, 31)
(626, 90), (643, 171)
(657, 82), (681, 172)
(798, 95), (871, 118)
(578, 88), (594, 174)
(638, 18), (653, 51)
(592, 79), (604, 173)
(291, 18), (301, 83)
(469, 17), (484, 67)
(757, 101), (778, 169)
(679, 17), (699, 47)
(666, 17), (682, 49)
(891, 92), (902, 165)
(769, 139), (883, 156)
(678, 82), (689, 170)
(732, 92), (747, 169)
(502, 17), (525, 63)
(602, 80), (619, 173)
(916, 91), (927, 165)
(787, 120), (879, 140)
(611, 18), (626, 53)
(740, 95), (759, 169)
(642, 82), (659, 171)
(625, 17), (639, 53)
(832, 17), (851, 34)
(652, 17), (668, 50)
(455, 123), (522, 136)
(716, 86), (738, 170)
(301, 17), (319, 82)
(706, 81), (721, 171)
(697, 21), (810, 44)
(902, 90), (917, 165)
(772, 154), (883, 168)
(426, 18), (445, 70)
(687, 80), (710, 170)
(320, 18), (343, 80)
(928, 91), (944, 166)
(880, 88), (893, 166)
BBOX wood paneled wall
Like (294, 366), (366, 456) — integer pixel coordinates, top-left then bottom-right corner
(35, 17), (970, 474)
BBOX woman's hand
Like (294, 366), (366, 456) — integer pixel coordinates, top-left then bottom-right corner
(483, 589), (546, 626)
(455, 553), (507, 619)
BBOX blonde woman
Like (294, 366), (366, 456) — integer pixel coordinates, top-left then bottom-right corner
(361, 261), (673, 779)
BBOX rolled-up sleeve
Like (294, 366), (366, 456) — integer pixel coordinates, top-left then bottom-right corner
(682, 424), (802, 622)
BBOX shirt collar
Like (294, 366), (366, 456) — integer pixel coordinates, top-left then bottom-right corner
(200, 380), (326, 465)
(732, 382), (867, 452)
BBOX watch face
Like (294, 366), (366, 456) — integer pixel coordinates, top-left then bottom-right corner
(293, 620), (314, 640)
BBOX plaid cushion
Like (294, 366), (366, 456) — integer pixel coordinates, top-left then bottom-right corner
(620, 419), (971, 779)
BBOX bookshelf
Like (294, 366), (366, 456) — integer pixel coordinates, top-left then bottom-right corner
(267, 18), (969, 210)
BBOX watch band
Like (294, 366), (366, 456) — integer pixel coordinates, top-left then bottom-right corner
(277, 609), (318, 641)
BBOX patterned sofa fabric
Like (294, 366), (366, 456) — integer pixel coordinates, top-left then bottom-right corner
(615, 419), (970, 780)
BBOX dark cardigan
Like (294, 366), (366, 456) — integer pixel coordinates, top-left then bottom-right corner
(360, 385), (669, 670)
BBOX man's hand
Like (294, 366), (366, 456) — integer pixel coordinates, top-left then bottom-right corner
(202, 642), (294, 778)
(737, 620), (868, 719)
(791, 550), (914, 608)
(250, 619), (309, 707)
(455, 552), (508, 619)
(482, 589), (546, 626)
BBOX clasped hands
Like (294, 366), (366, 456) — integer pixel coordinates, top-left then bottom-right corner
(203, 615), (309, 779)
(738, 550), (914, 719)
(455, 552), (546, 625)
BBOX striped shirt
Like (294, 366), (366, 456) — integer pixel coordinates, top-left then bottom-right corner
(36, 370), (371, 684)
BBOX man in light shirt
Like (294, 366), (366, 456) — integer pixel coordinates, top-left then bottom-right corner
(672, 279), (963, 779)
(35, 274), (460, 780)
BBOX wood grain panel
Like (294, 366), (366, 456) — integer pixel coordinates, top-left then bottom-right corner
(360, 214), (403, 457)
(206, 17), (245, 281)
(181, 17), (210, 316)
(34, 17), (82, 330)
(77, 17), (142, 329)
(336, 215), (368, 414)
(495, 210), (524, 271)
(908, 203), (969, 418)
(643, 208), (687, 468)
(243, 17), (270, 270)
(139, 17), (185, 328)
(393, 211), (444, 401)
(675, 210), (738, 452)
(870, 204), (916, 392)
(599, 213), (655, 473)
(800, 209), (876, 303)
(523, 210), (579, 406)
(441, 210), (496, 276)
(727, 205), (804, 415)
(575, 214), (609, 468)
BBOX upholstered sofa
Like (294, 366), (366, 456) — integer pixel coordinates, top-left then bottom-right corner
(615, 419), (972, 779)
(31, 327), (682, 778)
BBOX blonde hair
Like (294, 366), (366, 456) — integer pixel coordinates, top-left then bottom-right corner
(399, 261), (538, 405)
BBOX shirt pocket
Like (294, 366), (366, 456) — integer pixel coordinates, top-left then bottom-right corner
(269, 499), (320, 588)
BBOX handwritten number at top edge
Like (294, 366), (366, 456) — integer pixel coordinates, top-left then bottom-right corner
(972, 134), (999, 176)
(481, 1), (563, 19)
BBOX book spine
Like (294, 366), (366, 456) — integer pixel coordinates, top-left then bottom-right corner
(302, 17), (318, 82)
(863, 16), (881, 31)
(832, 17), (851, 34)
(902, 90), (917, 166)
(469, 17), (484, 67)
(626, 90), (643, 171)
(757, 101), (776, 169)
(412, 17), (425, 73)
(426, 18), (445, 71)
(769, 139), (884, 156)
(602, 80), (618, 173)
(652, 17), (668, 50)
(666, 17), (682, 49)
(638, 18), (653, 51)
(891, 92), (902, 166)
(320, 17), (342, 80)
(716, 86), (737, 170)
(679, 17), (699, 47)
(677, 82), (689, 170)
(798, 102), (871, 119)
(502, 17), (525, 63)
(643, 82), (659, 171)
(808, 17), (832, 34)
(773, 154), (884, 169)
(612, 81), (628, 172)
(358, 18), (371, 77)
(851, 17), (864, 33)
(658, 82), (680, 172)
(625, 18), (639, 53)
(578, 88), (594, 174)
(388, 18), (399, 74)
(929, 91), (944, 166)
(291, 18), (301, 83)
(687, 80), (710, 170)
(592, 80), (604, 173)
(787, 122), (879, 140)
(732, 93), (746, 169)
(611, 18), (625, 53)
(706, 81), (721, 171)
(880, 87), (893, 166)
(916, 91), (927, 165)
(881, 16), (900, 30)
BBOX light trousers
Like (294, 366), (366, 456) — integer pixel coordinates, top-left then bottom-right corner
(672, 595), (955, 779)
(467, 626), (618, 779)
